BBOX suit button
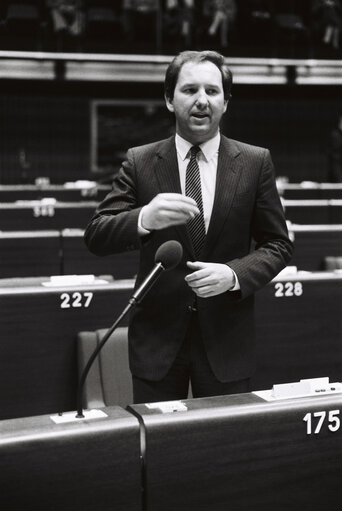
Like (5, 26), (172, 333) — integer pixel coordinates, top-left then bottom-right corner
(187, 304), (197, 312)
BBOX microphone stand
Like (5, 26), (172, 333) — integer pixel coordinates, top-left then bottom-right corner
(76, 262), (164, 418)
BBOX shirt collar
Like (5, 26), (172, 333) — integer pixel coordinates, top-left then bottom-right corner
(175, 132), (221, 163)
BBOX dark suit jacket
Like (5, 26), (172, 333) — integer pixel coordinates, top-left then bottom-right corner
(84, 135), (293, 382)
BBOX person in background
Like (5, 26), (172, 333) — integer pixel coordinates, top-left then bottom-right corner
(84, 50), (293, 404)
(47, 0), (84, 38)
(207, 0), (237, 48)
(311, 0), (342, 50)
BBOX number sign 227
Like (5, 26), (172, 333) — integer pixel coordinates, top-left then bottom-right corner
(60, 292), (93, 309)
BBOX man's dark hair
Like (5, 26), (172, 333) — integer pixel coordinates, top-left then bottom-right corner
(164, 50), (233, 102)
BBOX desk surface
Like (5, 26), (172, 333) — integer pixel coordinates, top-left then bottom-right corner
(0, 272), (341, 420)
(254, 271), (342, 390)
(0, 183), (111, 202)
(0, 277), (135, 419)
(130, 391), (342, 511)
(0, 406), (141, 511)
(280, 183), (342, 200)
(0, 201), (98, 230)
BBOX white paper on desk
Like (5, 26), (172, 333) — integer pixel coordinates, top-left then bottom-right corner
(41, 275), (110, 287)
(145, 401), (188, 413)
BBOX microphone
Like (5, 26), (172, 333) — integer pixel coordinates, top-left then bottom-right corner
(76, 240), (183, 418)
(131, 240), (183, 304)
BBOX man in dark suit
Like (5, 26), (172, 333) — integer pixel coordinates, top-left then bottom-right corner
(84, 50), (293, 403)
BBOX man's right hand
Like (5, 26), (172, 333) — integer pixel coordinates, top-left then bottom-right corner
(141, 193), (200, 231)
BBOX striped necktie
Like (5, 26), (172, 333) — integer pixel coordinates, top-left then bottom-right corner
(185, 145), (206, 258)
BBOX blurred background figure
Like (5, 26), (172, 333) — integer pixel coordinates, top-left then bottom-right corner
(329, 110), (342, 182)
(207, 0), (237, 48)
(47, 0), (85, 50)
(179, 0), (195, 47)
(311, 0), (342, 50)
(47, 0), (84, 37)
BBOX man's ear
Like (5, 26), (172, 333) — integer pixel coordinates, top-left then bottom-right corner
(223, 99), (229, 113)
(165, 94), (174, 113)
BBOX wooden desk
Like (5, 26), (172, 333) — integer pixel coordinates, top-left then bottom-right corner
(0, 277), (135, 420)
(280, 183), (342, 200)
(62, 229), (139, 279)
(0, 183), (110, 202)
(1, 272), (341, 421)
(0, 201), (97, 230)
(0, 406), (141, 511)
(283, 199), (342, 224)
(130, 391), (342, 510)
(0, 230), (62, 278)
(0, 229), (138, 279)
(289, 224), (342, 271)
(283, 199), (332, 224)
(253, 272), (342, 391)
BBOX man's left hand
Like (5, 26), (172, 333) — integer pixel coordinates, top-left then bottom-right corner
(185, 261), (236, 297)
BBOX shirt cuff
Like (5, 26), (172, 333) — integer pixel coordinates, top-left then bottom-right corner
(137, 206), (151, 236)
(229, 267), (240, 291)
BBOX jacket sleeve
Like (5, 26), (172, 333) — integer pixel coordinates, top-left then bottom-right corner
(227, 149), (293, 299)
(84, 148), (144, 256)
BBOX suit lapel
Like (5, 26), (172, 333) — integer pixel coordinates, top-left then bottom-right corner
(202, 136), (242, 258)
(154, 137), (194, 256)
(154, 137), (182, 194)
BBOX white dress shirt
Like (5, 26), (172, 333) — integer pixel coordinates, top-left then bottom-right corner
(138, 132), (240, 290)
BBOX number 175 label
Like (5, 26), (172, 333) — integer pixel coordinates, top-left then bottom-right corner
(303, 410), (340, 435)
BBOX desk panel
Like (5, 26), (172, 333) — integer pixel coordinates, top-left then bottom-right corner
(0, 184), (110, 202)
(289, 225), (342, 271)
(1, 272), (342, 420)
(0, 230), (62, 278)
(130, 392), (342, 511)
(62, 229), (139, 279)
(281, 184), (342, 200)
(283, 200), (332, 224)
(253, 273), (342, 390)
(0, 406), (141, 511)
(0, 201), (97, 230)
(0, 277), (135, 419)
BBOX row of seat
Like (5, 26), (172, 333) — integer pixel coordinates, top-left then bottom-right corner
(1, 269), (342, 420)
(1, 182), (342, 202)
(0, 182), (111, 202)
(278, 182), (342, 200)
(1, 224), (341, 279)
(0, 228), (139, 279)
(1, 198), (342, 232)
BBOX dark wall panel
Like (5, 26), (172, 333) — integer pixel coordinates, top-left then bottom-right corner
(0, 95), (89, 184)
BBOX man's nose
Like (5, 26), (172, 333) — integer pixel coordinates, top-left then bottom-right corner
(195, 90), (209, 108)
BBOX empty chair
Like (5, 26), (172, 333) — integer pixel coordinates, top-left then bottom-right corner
(77, 327), (133, 409)
(77, 326), (193, 409)
(323, 256), (342, 270)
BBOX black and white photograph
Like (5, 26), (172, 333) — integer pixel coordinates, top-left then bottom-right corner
(0, 1), (342, 510)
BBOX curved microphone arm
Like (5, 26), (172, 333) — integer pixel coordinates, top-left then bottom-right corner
(76, 262), (164, 418)
(76, 301), (132, 418)
(75, 239), (183, 418)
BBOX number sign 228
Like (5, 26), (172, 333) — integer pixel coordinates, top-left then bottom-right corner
(274, 281), (303, 297)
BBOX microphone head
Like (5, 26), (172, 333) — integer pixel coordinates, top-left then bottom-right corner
(155, 240), (183, 270)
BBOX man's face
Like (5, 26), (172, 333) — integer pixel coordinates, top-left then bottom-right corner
(165, 61), (228, 145)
